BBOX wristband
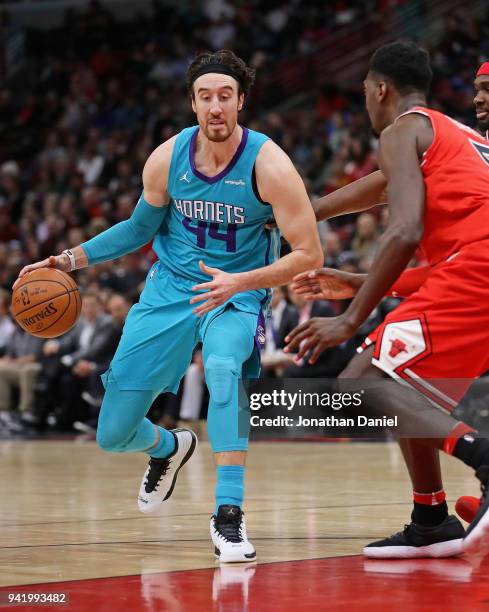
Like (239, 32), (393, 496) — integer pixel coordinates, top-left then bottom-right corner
(62, 249), (76, 271)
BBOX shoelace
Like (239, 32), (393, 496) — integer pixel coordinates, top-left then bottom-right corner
(144, 458), (171, 493)
(383, 524), (411, 543)
(215, 513), (244, 543)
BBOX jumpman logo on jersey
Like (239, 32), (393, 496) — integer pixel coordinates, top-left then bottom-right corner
(179, 171), (191, 183)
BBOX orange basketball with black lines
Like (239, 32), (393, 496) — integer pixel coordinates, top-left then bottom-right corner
(11, 268), (82, 338)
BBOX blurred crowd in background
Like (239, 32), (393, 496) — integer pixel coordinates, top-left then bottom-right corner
(0, 0), (488, 435)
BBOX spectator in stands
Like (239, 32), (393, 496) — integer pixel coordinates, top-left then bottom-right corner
(344, 137), (377, 181)
(261, 286), (296, 377)
(0, 327), (44, 432)
(281, 288), (349, 378)
(107, 292), (131, 326)
(178, 348), (206, 427)
(0, 288), (14, 358)
(350, 212), (379, 266)
(74, 292), (131, 433)
(38, 290), (120, 430)
(106, 253), (148, 301)
(322, 231), (343, 268)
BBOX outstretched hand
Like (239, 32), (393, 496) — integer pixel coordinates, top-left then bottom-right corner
(283, 316), (356, 364)
(291, 267), (364, 301)
(190, 261), (244, 317)
(13, 254), (70, 290)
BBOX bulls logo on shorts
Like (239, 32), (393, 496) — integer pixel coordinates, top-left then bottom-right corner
(388, 338), (408, 358)
(373, 318), (430, 375)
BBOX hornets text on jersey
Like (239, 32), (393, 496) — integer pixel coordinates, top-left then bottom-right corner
(153, 126), (280, 286)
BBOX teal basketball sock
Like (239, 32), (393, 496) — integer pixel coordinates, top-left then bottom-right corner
(148, 425), (176, 459)
(215, 465), (245, 514)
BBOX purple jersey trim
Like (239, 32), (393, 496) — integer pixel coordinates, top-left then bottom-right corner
(253, 228), (272, 352)
(254, 309), (266, 351)
(189, 127), (249, 184)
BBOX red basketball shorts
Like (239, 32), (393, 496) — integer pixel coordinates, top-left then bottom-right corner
(358, 239), (489, 412)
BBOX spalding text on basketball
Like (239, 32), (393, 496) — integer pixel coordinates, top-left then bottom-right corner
(21, 302), (58, 327)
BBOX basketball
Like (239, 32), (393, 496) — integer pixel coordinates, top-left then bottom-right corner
(11, 268), (82, 338)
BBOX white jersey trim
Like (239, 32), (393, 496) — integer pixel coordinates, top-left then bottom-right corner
(395, 107), (436, 167)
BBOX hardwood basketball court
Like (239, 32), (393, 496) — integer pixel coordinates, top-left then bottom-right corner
(0, 440), (487, 610)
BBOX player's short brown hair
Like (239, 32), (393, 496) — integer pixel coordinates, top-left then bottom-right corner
(186, 50), (255, 98)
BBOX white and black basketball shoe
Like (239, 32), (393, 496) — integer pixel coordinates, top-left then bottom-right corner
(363, 515), (465, 559)
(138, 428), (197, 513)
(210, 505), (257, 563)
(463, 465), (489, 555)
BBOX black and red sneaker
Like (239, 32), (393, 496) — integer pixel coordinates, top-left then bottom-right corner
(364, 515), (465, 559)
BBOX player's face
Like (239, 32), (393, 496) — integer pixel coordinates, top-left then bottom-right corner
(192, 74), (244, 142)
(474, 75), (489, 132)
(364, 73), (388, 136)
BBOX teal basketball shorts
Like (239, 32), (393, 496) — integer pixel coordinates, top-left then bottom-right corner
(103, 262), (266, 392)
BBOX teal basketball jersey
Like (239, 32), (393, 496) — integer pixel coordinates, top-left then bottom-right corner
(153, 126), (280, 289)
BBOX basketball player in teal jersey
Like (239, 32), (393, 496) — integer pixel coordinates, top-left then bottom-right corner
(16, 50), (322, 562)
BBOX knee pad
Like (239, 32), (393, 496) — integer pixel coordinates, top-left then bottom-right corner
(96, 425), (127, 453)
(205, 355), (238, 408)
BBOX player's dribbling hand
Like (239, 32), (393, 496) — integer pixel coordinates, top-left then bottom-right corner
(190, 260), (243, 316)
(291, 268), (364, 301)
(283, 316), (356, 364)
(13, 254), (71, 290)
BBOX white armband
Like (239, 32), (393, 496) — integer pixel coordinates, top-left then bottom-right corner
(62, 249), (76, 271)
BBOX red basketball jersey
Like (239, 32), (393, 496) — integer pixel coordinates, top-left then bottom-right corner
(400, 106), (489, 265)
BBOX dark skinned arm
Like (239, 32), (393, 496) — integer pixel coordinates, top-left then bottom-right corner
(312, 170), (387, 221)
(266, 169), (387, 229)
(342, 116), (426, 327)
(284, 113), (430, 363)
(290, 262), (431, 301)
